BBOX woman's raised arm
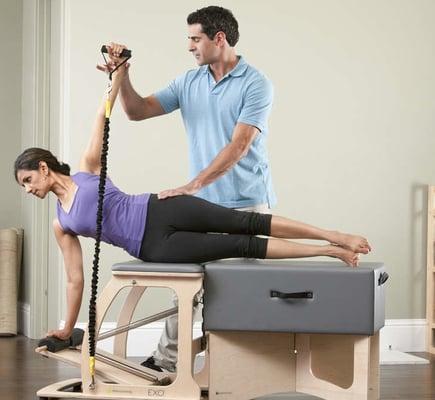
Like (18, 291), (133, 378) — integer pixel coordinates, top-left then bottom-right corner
(79, 61), (127, 175)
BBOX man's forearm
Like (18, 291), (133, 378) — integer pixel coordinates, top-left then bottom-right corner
(192, 141), (248, 189)
(157, 125), (257, 199)
(119, 73), (146, 120)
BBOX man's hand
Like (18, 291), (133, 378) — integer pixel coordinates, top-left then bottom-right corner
(46, 327), (73, 341)
(96, 42), (130, 79)
(158, 181), (201, 200)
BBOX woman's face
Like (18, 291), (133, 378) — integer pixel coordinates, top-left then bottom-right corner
(16, 166), (50, 199)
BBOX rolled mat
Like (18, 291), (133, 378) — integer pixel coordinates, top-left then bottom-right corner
(0, 228), (23, 336)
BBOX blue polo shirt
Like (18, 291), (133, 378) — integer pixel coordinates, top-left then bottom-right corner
(154, 56), (276, 209)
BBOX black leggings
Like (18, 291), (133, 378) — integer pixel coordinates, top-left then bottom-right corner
(139, 195), (272, 263)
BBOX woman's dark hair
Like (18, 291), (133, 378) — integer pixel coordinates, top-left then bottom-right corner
(14, 147), (70, 181)
(187, 6), (239, 47)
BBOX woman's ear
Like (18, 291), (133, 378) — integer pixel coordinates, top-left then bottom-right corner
(39, 161), (49, 176)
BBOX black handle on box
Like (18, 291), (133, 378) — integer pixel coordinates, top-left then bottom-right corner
(378, 272), (389, 286)
(101, 45), (132, 58)
(270, 290), (313, 299)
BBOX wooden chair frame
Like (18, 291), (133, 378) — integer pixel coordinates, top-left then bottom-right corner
(36, 268), (380, 400)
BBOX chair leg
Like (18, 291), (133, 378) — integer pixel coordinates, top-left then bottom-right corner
(81, 276), (124, 391)
(295, 333), (380, 400)
(208, 331), (296, 400)
(79, 272), (203, 399)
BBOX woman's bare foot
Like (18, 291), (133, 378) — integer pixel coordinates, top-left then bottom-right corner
(331, 232), (371, 254)
(326, 245), (360, 267)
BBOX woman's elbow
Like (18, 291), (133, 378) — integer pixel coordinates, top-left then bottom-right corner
(67, 276), (84, 288)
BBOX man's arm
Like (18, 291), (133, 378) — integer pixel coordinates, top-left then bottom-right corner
(97, 43), (166, 121)
(47, 219), (84, 340)
(119, 73), (166, 121)
(158, 122), (259, 199)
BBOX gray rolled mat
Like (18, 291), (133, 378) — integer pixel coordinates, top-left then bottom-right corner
(0, 228), (23, 336)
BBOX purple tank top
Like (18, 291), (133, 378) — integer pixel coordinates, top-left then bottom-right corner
(57, 172), (150, 257)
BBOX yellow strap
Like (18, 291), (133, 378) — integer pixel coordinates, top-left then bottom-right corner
(105, 99), (111, 118)
(89, 356), (95, 376)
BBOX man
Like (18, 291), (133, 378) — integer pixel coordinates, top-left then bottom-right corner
(102, 5), (276, 372)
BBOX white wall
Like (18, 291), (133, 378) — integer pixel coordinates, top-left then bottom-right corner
(38, 0), (435, 325)
(19, 0), (52, 337)
(0, 0), (22, 229)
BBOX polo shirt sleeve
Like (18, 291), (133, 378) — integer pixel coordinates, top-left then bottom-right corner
(238, 76), (274, 133)
(154, 75), (183, 113)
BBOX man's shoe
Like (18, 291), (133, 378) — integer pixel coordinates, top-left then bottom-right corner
(141, 356), (164, 372)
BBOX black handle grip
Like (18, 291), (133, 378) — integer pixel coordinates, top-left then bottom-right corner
(101, 45), (131, 58)
(38, 328), (84, 353)
(378, 272), (389, 286)
(270, 290), (313, 299)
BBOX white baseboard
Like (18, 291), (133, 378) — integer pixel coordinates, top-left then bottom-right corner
(380, 319), (426, 352)
(18, 301), (31, 337)
(57, 318), (428, 357)
(380, 349), (429, 365)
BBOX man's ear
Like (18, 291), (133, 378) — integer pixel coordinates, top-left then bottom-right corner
(214, 31), (227, 47)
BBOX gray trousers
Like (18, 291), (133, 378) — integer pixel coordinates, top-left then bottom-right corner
(151, 203), (272, 371)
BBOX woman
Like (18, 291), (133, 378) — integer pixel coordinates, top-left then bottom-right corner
(14, 63), (371, 340)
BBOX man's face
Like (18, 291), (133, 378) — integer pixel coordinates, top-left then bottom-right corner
(187, 24), (219, 66)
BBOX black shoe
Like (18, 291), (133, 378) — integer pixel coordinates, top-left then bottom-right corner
(141, 356), (163, 372)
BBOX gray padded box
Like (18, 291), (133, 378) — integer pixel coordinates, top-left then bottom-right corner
(204, 260), (387, 335)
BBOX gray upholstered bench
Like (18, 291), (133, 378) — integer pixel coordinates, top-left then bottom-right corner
(204, 260), (386, 334)
(202, 260), (387, 400)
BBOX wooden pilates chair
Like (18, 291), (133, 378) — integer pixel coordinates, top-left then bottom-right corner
(36, 261), (205, 399)
(36, 259), (388, 400)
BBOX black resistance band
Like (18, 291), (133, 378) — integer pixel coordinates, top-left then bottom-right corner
(88, 45), (131, 389)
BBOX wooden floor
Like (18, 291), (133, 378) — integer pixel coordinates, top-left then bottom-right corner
(0, 335), (434, 400)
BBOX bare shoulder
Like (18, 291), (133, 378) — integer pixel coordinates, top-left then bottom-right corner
(53, 218), (68, 239)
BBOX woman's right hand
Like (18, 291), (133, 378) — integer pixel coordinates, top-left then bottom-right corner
(96, 42), (130, 79)
(47, 327), (73, 341)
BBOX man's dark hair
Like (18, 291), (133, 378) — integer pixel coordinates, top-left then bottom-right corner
(187, 6), (239, 47)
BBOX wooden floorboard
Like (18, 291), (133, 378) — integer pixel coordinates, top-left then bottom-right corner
(0, 335), (434, 399)
(0, 335), (77, 400)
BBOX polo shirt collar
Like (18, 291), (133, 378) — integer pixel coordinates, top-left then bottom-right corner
(201, 56), (248, 77)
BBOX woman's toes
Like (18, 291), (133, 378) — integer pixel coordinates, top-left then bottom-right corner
(340, 234), (371, 254)
(332, 246), (359, 267)
(359, 246), (370, 255)
(352, 254), (360, 267)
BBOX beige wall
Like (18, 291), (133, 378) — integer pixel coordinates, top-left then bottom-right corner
(47, 0), (435, 323)
(0, 0), (22, 229)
